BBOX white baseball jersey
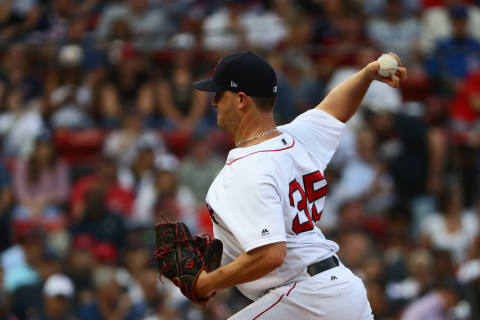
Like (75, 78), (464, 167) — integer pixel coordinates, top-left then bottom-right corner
(205, 109), (345, 301)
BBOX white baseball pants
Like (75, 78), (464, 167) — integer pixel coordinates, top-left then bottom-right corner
(228, 264), (374, 320)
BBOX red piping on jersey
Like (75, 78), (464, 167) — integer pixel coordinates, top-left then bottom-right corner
(227, 139), (295, 166)
(251, 282), (297, 319)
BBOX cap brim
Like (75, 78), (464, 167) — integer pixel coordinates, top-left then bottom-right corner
(192, 79), (222, 92)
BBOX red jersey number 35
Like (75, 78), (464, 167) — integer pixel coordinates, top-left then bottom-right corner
(288, 170), (327, 234)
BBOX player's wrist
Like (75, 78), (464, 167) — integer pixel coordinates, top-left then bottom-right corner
(363, 63), (378, 82)
(195, 270), (214, 299)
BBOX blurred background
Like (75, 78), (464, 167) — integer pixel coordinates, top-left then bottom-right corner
(0, 0), (479, 319)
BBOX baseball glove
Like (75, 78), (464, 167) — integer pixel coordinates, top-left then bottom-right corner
(154, 221), (223, 305)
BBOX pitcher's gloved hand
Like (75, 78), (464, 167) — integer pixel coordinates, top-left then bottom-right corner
(154, 221), (223, 305)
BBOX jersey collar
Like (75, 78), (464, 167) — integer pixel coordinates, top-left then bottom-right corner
(226, 132), (295, 166)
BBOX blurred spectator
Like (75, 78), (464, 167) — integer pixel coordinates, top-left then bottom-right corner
(457, 232), (480, 319)
(92, 242), (118, 267)
(0, 265), (16, 319)
(450, 69), (480, 144)
(0, 160), (14, 251)
(89, 73), (123, 129)
(131, 169), (197, 230)
(177, 135), (223, 203)
(158, 33), (211, 133)
(419, 0), (480, 55)
(96, 0), (169, 49)
(433, 249), (456, 284)
(102, 113), (141, 163)
(123, 243), (150, 281)
(48, 64), (95, 129)
(127, 266), (164, 319)
(12, 132), (69, 225)
(362, 0), (421, 16)
(337, 228), (374, 274)
(51, 46), (113, 129)
(314, 2), (369, 68)
(0, 0), (42, 42)
(11, 247), (63, 319)
(70, 187), (126, 248)
(328, 128), (395, 218)
(387, 249), (435, 305)
(118, 140), (156, 192)
(0, 88), (45, 157)
(365, 281), (391, 319)
(77, 266), (140, 320)
(281, 49), (324, 114)
(202, 0), (287, 51)
(366, 0), (420, 63)
(381, 205), (413, 287)
(362, 255), (386, 283)
(425, 5), (480, 95)
(107, 47), (157, 118)
(0, 226), (45, 294)
(201, 0), (248, 51)
(242, 0), (288, 49)
(70, 155), (134, 219)
(42, 274), (77, 320)
(65, 234), (96, 306)
(103, 113), (171, 167)
(60, 15), (105, 71)
(33, 0), (76, 43)
(449, 69), (480, 204)
(400, 282), (460, 320)
(420, 185), (479, 264)
(0, 45), (41, 102)
(363, 105), (442, 224)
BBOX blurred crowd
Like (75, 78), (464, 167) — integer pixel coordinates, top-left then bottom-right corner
(0, 0), (480, 319)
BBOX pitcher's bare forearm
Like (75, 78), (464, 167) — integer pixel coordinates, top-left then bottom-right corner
(317, 68), (373, 123)
(317, 53), (406, 123)
(195, 242), (286, 298)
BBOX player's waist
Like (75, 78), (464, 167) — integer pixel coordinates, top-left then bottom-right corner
(306, 255), (339, 277)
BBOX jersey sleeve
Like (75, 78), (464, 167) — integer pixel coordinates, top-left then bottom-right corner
(278, 109), (345, 169)
(219, 170), (286, 253)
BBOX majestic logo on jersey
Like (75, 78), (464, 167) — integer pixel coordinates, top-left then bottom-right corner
(230, 81), (238, 88)
(261, 228), (270, 236)
(331, 275), (338, 280)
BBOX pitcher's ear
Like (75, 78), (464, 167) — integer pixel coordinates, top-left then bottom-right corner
(237, 91), (248, 109)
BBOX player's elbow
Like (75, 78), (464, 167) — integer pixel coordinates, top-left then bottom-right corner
(250, 242), (287, 273)
(266, 243), (287, 270)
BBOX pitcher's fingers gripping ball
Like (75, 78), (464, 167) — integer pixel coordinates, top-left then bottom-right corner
(369, 52), (407, 88)
(377, 54), (398, 77)
(154, 222), (223, 305)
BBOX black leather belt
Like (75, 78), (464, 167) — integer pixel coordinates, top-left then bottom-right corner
(307, 256), (339, 276)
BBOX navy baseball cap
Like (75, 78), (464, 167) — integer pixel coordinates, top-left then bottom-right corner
(192, 51), (277, 97)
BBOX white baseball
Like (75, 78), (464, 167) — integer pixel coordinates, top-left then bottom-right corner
(377, 54), (398, 77)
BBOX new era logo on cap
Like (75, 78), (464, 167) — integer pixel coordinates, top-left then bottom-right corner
(192, 51), (278, 97)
